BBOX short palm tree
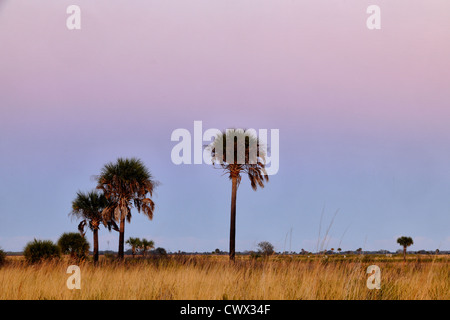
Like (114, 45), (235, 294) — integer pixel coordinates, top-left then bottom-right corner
(97, 158), (158, 260)
(208, 129), (269, 261)
(140, 238), (154, 257)
(397, 236), (413, 261)
(126, 237), (142, 258)
(70, 190), (117, 262)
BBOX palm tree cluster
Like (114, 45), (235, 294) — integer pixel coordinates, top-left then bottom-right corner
(68, 129), (270, 262)
(70, 157), (158, 262)
(125, 237), (155, 258)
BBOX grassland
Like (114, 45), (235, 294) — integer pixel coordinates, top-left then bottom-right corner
(0, 254), (448, 300)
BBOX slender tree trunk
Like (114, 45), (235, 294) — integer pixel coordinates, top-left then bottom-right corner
(403, 246), (406, 262)
(93, 228), (99, 263)
(229, 176), (238, 262)
(118, 215), (125, 260)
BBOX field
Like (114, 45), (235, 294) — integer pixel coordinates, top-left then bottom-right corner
(0, 254), (448, 300)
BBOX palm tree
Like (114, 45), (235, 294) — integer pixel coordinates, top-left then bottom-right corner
(208, 129), (269, 261)
(140, 238), (154, 257)
(70, 190), (117, 263)
(97, 158), (158, 260)
(126, 237), (142, 258)
(397, 236), (413, 261)
(337, 248), (342, 254)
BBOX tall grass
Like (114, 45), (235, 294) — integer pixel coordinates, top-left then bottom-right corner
(0, 255), (448, 300)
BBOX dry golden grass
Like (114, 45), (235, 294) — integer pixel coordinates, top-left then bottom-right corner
(0, 255), (448, 300)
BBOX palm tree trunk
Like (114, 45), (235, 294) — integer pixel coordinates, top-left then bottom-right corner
(229, 176), (238, 262)
(93, 228), (99, 263)
(403, 246), (406, 262)
(118, 215), (125, 260)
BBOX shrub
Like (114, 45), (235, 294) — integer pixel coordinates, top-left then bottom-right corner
(153, 247), (167, 256)
(250, 251), (262, 260)
(23, 239), (61, 263)
(57, 232), (90, 260)
(257, 241), (275, 256)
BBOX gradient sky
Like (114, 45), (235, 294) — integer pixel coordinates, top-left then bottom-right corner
(1, 0), (449, 253)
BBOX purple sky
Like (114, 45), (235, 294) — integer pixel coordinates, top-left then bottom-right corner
(1, 0), (449, 252)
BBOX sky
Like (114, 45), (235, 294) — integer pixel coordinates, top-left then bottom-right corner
(0, 0), (449, 253)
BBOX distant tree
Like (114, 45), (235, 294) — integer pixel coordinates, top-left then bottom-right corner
(337, 248), (342, 254)
(356, 248), (363, 255)
(435, 249), (440, 255)
(57, 232), (90, 260)
(208, 130), (269, 262)
(250, 251), (262, 260)
(153, 247), (167, 256)
(126, 237), (142, 258)
(140, 239), (155, 257)
(23, 239), (61, 263)
(397, 236), (413, 261)
(257, 241), (275, 256)
(214, 248), (221, 254)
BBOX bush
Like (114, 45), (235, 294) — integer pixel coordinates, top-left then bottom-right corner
(0, 248), (6, 266)
(153, 247), (167, 256)
(250, 251), (262, 260)
(23, 239), (61, 263)
(257, 241), (275, 256)
(57, 232), (90, 260)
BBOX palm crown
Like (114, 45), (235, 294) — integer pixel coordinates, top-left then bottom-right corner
(140, 238), (155, 257)
(208, 129), (269, 189)
(70, 190), (113, 233)
(397, 236), (414, 248)
(126, 237), (142, 257)
(97, 158), (157, 223)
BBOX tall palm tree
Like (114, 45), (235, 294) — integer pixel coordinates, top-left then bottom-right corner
(97, 158), (158, 260)
(126, 237), (142, 258)
(140, 238), (154, 257)
(397, 236), (414, 261)
(208, 129), (269, 261)
(70, 190), (117, 263)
